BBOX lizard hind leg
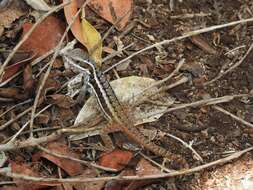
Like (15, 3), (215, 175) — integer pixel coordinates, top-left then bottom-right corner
(100, 122), (121, 152)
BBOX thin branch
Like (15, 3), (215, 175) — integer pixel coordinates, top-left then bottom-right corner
(140, 153), (176, 173)
(0, 99), (32, 118)
(8, 105), (52, 143)
(147, 94), (249, 118)
(0, 107), (32, 131)
(0, 48), (56, 87)
(0, 118), (103, 151)
(164, 132), (203, 162)
(0, 147), (252, 183)
(213, 105), (253, 128)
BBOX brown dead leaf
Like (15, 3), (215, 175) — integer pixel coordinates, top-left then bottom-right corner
(0, 0), (26, 36)
(32, 142), (83, 176)
(23, 63), (35, 95)
(37, 74), (62, 106)
(0, 87), (28, 100)
(10, 161), (53, 190)
(63, 0), (85, 46)
(2, 53), (34, 83)
(34, 112), (50, 124)
(88, 0), (133, 30)
(99, 149), (133, 170)
(48, 94), (75, 108)
(59, 108), (74, 122)
(20, 16), (65, 57)
(190, 35), (217, 55)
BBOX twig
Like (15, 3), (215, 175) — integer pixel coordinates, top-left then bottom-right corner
(104, 17), (253, 73)
(0, 118), (103, 151)
(134, 76), (188, 107)
(140, 153), (175, 173)
(0, 1), (71, 79)
(147, 94), (249, 118)
(0, 147), (252, 183)
(0, 107), (32, 131)
(8, 105), (52, 143)
(204, 42), (253, 85)
(102, 43), (135, 63)
(164, 132), (203, 162)
(170, 12), (211, 19)
(136, 59), (185, 97)
(37, 145), (117, 172)
(0, 99), (32, 118)
(0, 48), (56, 87)
(0, 181), (15, 185)
(213, 105), (253, 128)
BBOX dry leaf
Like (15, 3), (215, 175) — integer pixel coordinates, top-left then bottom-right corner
(48, 94), (75, 108)
(104, 169), (135, 190)
(23, 63), (35, 95)
(71, 76), (174, 141)
(20, 16), (65, 57)
(1, 54), (33, 83)
(24, 0), (51, 11)
(73, 168), (105, 190)
(63, 0), (102, 66)
(99, 149), (133, 170)
(11, 161), (53, 190)
(0, 87), (28, 100)
(81, 11), (102, 66)
(32, 142), (83, 176)
(63, 0), (85, 45)
(88, 0), (133, 30)
(0, 0), (26, 36)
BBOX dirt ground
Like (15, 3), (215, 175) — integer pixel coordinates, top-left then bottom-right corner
(1, 0), (253, 189)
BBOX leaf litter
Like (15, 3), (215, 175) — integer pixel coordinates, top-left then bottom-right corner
(0, 0), (253, 190)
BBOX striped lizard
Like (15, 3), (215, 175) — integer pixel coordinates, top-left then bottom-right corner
(62, 49), (188, 168)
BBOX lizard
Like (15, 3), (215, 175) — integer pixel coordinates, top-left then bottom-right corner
(62, 49), (188, 168)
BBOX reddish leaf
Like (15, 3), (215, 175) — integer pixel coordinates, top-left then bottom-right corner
(19, 16), (65, 57)
(32, 142), (83, 176)
(2, 53), (34, 82)
(10, 161), (53, 190)
(63, 0), (85, 46)
(99, 150), (133, 170)
(88, 0), (133, 30)
(0, 88), (28, 100)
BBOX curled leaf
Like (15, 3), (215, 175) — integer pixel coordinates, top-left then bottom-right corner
(81, 13), (102, 66)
